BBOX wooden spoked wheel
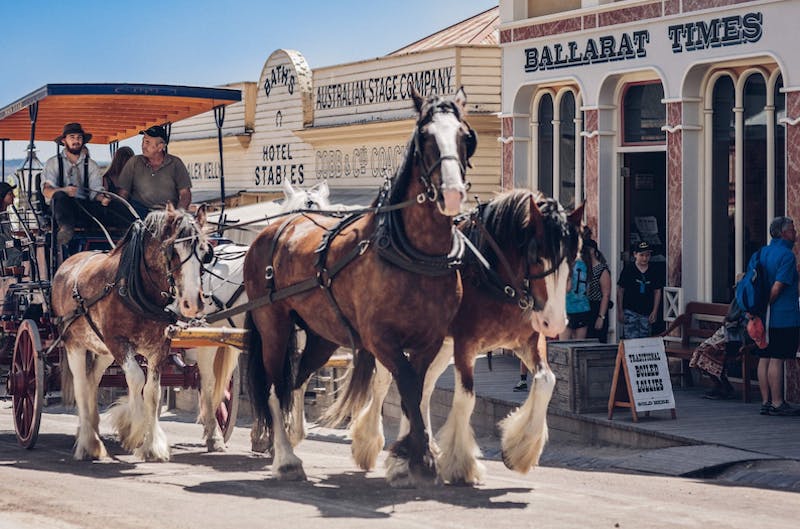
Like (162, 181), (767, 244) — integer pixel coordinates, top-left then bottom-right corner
(215, 354), (240, 443)
(10, 320), (45, 449)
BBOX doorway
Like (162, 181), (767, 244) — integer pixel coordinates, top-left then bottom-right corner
(621, 151), (667, 332)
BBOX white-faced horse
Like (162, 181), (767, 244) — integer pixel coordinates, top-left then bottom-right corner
(53, 205), (209, 461)
(243, 88), (473, 486)
(192, 179), (331, 451)
(323, 191), (583, 484)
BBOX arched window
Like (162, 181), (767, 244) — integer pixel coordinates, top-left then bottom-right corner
(706, 69), (785, 303)
(537, 94), (554, 198)
(622, 82), (665, 145)
(710, 76), (735, 303)
(742, 73), (767, 265)
(559, 92), (576, 210)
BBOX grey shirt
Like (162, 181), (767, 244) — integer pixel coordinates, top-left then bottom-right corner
(41, 150), (103, 204)
(117, 154), (191, 209)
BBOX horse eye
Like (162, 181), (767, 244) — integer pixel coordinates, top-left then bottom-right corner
(202, 246), (214, 264)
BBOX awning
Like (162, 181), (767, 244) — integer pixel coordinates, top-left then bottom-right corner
(0, 83), (241, 144)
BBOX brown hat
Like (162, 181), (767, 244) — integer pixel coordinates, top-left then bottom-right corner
(55, 122), (92, 145)
(0, 181), (15, 199)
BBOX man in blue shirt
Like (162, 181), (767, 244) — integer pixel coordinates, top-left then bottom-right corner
(756, 216), (800, 416)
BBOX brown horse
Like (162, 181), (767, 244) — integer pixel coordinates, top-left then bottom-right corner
(53, 204), (209, 461)
(244, 87), (474, 486)
(324, 190), (583, 484)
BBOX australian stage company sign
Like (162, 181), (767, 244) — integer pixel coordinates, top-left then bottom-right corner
(316, 67), (453, 110)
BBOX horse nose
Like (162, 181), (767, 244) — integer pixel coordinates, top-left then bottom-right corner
(180, 295), (204, 318)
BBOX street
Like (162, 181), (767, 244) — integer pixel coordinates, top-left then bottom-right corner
(0, 402), (796, 529)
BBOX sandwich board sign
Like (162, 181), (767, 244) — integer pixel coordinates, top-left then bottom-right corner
(608, 337), (676, 422)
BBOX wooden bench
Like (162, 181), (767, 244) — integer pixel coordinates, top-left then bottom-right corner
(659, 301), (754, 402)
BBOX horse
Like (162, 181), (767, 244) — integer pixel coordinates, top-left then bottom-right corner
(323, 190), (583, 484)
(243, 87), (474, 486)
(53, 204), (209, 461)
(192, 179), (332, 452)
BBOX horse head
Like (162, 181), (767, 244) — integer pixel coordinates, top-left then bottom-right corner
(281, 179), (331, 211)
(405, 86), (475, 216)
(525, 196), (583, 337)
(146, 203), (210, 319)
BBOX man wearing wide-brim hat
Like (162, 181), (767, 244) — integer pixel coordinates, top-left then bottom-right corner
(41, 122), (110, 246)
(116, 125), (192, 219)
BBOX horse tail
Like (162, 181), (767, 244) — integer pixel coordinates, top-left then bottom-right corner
(211, 345), (240, 412)
(319, 349), (375, 428)
(246, 311), (272, 431)
(60, 351), (75, 407)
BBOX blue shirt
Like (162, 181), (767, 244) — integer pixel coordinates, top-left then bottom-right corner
(566, 259), (590, 314)
(761, 238), (800, 328)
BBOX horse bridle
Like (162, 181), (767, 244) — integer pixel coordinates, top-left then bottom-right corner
(412, 105), (475, 206)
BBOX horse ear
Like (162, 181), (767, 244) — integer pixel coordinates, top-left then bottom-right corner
(411, 86), (424, 114)
(282, 178), (295, 199)
(568, 203), (585, 227)
(195, 203), (207, 227)
(529, 194), (545, 233)
(454, 86), (467, 112)
(316, 179), (330, 199)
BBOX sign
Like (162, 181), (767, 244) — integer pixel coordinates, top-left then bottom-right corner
(608, 338), (676, 422)
(524, 30), (650, 72)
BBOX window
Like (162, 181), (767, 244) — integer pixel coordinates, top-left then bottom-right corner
(622, 83), (665, 145)
(534, 89), (582, 207)
(537, 94), (554, 199)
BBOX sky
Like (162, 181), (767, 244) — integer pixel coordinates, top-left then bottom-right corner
(0, 0), (497, 165)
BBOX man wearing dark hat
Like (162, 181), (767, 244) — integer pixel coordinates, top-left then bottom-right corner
(616, 240), (663, 339)
(116, 125), (192, 218)
(41, 122), (109, 246)
(0, 181), (22, 268)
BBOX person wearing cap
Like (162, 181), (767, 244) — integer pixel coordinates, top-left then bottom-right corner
(616, 240), (663, 339)
(116, 125), (192, 219)
(0, 181), (23, 269)
(41, 123), (108, 246)
(752, 216), (800, 416)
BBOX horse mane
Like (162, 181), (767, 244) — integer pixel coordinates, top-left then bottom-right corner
(111, 209), (203, 320)
(465, 189), (575, 268)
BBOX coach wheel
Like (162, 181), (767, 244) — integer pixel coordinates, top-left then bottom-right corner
(216, 362), (240, 443)
(10, 320), (45, 449)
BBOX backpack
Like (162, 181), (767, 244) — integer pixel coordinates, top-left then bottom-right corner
(735, 248), (768, 318)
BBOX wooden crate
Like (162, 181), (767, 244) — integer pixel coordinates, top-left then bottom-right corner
(548, 340), (618, 414)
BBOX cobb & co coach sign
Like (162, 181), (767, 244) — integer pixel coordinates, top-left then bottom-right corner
(608, 337), (675, 422)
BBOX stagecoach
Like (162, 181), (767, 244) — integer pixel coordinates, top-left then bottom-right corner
(0, 83), (245, 450)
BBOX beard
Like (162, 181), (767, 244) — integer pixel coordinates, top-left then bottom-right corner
(65, 144), (83, 156)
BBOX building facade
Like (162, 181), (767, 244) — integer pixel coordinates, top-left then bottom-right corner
(499, 0), (800, 395)
(168, 9), (503, 210)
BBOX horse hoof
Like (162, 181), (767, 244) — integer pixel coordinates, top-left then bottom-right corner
(385, 453), (436, 488)
(206, 438), (226, 453)
(251, 439), (272, 454)
(276, 464), (307, 481)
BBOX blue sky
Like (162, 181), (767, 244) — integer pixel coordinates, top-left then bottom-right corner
(0, 0), (496, 162)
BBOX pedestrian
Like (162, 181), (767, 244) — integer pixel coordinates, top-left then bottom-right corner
(562, 254), (590, 339)
(753, 216), (800, 416)
(100, 146), (137, 229)
(616, 241), (663, 339)
(116, 125), (192, 219)
(0, 181), (23, 270)
(40, 123), (109, 246)
(583, 236), (612, 342)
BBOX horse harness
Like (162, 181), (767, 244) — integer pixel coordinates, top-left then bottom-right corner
(460, 201), (566, 313)
(54, 221), (198, 343)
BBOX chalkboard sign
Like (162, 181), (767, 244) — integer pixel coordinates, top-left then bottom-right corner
(608, 338), (676, 422)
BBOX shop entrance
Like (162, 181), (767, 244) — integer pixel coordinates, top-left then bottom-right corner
(621, 151), (667, 332)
